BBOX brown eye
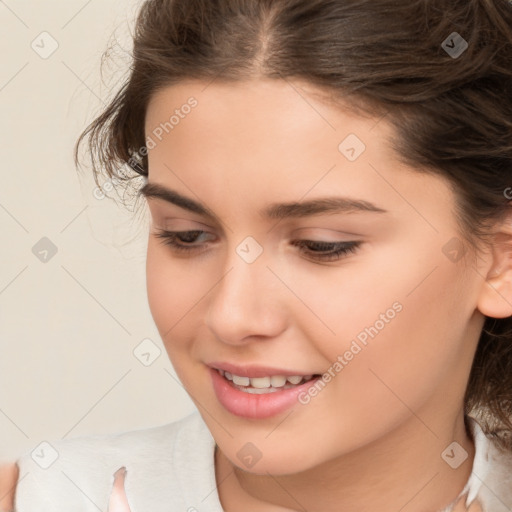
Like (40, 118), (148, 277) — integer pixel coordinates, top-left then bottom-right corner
(291, 240), (361, 262)
(153, 229), (213, 253)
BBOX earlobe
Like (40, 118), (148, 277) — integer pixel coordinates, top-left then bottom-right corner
(476, 213), (512, 319)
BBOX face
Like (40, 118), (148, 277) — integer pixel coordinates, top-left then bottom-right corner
(143, 79), (488, 475)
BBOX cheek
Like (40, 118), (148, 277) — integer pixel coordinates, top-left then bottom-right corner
(290, 240), (472, 404)
(146, 244), (178, 331)
(269, 252), (472, 458)
(146, 243), (210, 392)
(146, 242), (206, 345)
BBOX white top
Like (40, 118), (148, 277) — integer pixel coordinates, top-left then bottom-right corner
(14, 411), (512, 511)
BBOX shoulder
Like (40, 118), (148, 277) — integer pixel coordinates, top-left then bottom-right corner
(16, 410), (201, 473)
(14, 411), (213, 512)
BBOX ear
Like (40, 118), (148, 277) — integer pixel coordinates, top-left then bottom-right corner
(477, 208), (512, 319)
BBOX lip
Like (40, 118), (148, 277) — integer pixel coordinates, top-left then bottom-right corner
(209, 366), (322, 419)
(207, 361), (321, 378)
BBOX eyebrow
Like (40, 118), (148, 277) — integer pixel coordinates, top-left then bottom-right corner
(139, 182), (388, 220)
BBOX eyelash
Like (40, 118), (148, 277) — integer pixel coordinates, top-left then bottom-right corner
(153, 229), (361, 262)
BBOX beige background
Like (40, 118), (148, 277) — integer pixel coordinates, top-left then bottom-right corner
(0, 0), (195, 462)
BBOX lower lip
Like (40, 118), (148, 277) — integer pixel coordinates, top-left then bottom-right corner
(209, 367), (321, 419)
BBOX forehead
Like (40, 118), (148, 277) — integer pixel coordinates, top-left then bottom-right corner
(143, 79), (456, 233)
(144, 79), (396, 178)
(145, 78), (380, 142)
(145, 80), (376, 194)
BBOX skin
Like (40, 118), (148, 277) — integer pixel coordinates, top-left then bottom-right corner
(0, 463), (18, 511)
(141, 79), (512, 511)
(107, 467), (130, 512)
(1, 78), (511, 511)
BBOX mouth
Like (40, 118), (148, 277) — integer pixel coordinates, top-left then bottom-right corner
(209, 366), (323, 419)
(216, 368), (322, 394)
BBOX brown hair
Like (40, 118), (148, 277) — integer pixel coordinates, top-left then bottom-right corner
(75, 0), (512, 449)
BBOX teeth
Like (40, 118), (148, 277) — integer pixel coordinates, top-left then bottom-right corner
(250, 377), (271, 388)
(218, 369), (315, 389)
(232, 375), (250, 386)
(270, 375), (287, 387)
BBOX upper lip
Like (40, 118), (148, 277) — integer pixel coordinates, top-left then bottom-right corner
(208, 361), (320, 378)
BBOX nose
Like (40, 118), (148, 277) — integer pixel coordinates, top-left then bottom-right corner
(204, 249), (287, 345)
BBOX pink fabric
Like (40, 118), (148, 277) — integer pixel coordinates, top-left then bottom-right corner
(107, 467), (131, 512)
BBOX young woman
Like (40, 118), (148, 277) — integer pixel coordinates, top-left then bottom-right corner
(2, 0), (512, 510)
